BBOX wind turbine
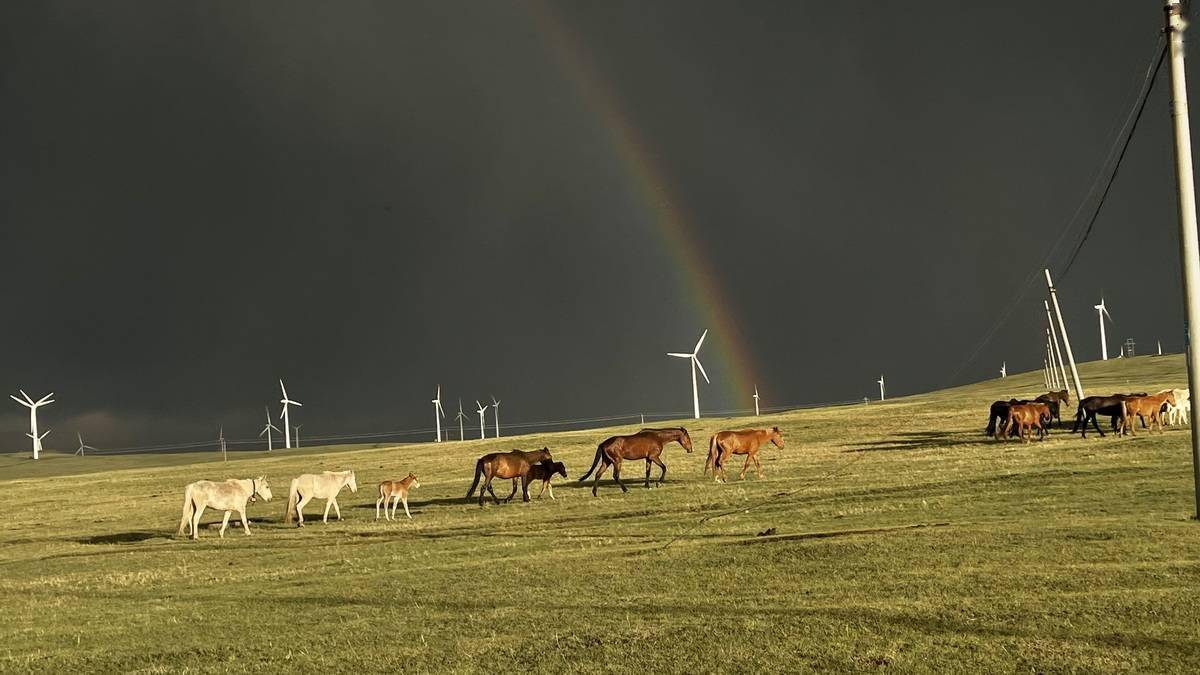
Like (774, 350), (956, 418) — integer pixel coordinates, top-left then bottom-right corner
(667, 329), (710, 419)
(475, 400), (487, 439)
(75, 432), (97, 457)
(259, 406), (281, 451)
(293, 425), (303, 448)
(279, 379), (302, 449)
(1095, 297), (1113, 360)
(10, 390), (53, 460)
(491, 395), (501, 438)
(218, 425), (227, 462)
(455, 399), (467, 440)
(753, 385), (761, 416)
(877, 376), (886, 401)
(432, 385), (445, 442)
(1000, 362), (1007, 378)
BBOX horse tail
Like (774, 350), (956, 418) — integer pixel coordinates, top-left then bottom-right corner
(578, 444), (605, 482)
(465, 459), (484, 499)
(284, 478), (300, 524)
(985, 412), (997, 437)
(177, 484), (195, 536)
(1071, 402), (1085, 432)
(703, 435), (718, 474)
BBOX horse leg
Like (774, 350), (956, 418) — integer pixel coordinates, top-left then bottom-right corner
(484, 476), (501, 505)
(592, 460), (609, 496)
(644, 459), (652, 489)
(521, 475), (531, 502)
(612, 459), (628, 493)
(547, 482), (555, 500)
(504, 478), (519, 503)
(219, 510), (232, 538)
(323, 498), (333, 523)
(1089, 412), (1105, 438)
(739, 453), (753, 480)
(752, 451), (764, 478)
(402, 496), (412, 520)
(239, 506), (252, 535)
(537, 480), (548, 499)
(651, 456), (667, 486)
(295, 493), (312, 527)
(191, 502), (206, 540)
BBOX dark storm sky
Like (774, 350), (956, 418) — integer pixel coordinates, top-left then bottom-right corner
(0, 1), (1189, 450)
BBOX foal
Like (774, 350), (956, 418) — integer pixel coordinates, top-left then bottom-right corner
(376, 473), (420, 520)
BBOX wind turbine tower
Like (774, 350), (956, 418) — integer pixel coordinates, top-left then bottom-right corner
(1095, 297), (1113, 360)
(75, 432), (97, 457)
(491, 395), (501, 438)
(475, 400), (487, 439)
(878, 376), (886, 401)
(667, 329), (710, 419)
(279, 379), (302, 449)
(753, 385), (760, 416)
(432, 386), (445, 442)
(455, 399), (467, 440)
(10, 390), (53, 460)
(259, 406), (281, 451)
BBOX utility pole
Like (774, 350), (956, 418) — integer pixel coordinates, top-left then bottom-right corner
(1045, 301), (1070, 390)
(1165, 0), (1200, 519)
(1046, 331), (1061, 389)
(1045, 270), (1085, 401)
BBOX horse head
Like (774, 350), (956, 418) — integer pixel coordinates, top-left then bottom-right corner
(254, 476), (274, 502)
(347, 471), (358, 493)
(553, 461), (567, 479)
(769, 426), (784, 449)
(407, 472), (420, 489)
(677, 428), (693, 453)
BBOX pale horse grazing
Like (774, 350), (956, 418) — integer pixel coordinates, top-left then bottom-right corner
(177, 477), (273, 540)
(284, 470), (357, 527)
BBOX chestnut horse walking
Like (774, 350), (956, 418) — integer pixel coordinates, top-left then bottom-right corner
(578, 428), (692, 496)
(703, 426), (784, 482)
(1119, 390), (1176, 435)
(997, 402), (1052, 442)
(465, 447), (553, 506)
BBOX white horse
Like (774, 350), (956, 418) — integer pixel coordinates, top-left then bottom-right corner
(1166, 388), (1191, 425)
(284, 470), (357, 526)
(177, 477), (273, 540)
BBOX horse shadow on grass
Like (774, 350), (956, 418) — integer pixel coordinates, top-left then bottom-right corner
(841, 430), (989, 453)
(76, 531), (162, 545)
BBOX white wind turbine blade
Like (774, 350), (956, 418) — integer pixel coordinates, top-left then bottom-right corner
(1102, 305), (1113, 322)
(10, 394), (31, 407)
(38, 430), (50, 440)
(491, 395), (499, 407)
(279, 379), (288, 398)
(37, 393), (54, 405)
(437, 399), (445, 417)
(259, 427), (268, 438)
(269, 423), (280, 432)
(693, 329), (708, 354)
(693, 356), (710, 384)
(667, 352), (692, 358)
(476, 400), (486, 413)
(19, 390), (34, 405)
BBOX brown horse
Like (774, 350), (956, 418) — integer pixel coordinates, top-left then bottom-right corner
(998, 402), (1051, 442)
(465, 447), (553, 506)
(704, 426), (784, 482)
(578, 428), (692, 496)
(526, 460), (568, 500)
(375, 473), (420, 521)
(1119, 390), (1176, 435)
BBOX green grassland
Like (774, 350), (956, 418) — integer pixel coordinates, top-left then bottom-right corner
(1, 356), (1198, 672)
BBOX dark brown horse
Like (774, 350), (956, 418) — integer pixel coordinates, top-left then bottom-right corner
(578, 428), (692, 496)
(704, 426), (784, 482)
(1035, 390), (1069, 427)
(465, 447), (553, 506)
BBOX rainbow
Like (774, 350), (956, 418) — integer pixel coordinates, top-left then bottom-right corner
(528, 2), (759, 408)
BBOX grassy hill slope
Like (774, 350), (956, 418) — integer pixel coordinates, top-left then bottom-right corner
(1, 355), (1197, 672)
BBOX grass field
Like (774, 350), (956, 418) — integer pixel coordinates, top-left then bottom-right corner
(2, 355), (1199, 673)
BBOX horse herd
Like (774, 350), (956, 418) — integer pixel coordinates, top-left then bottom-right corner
(176, 425), (785, 539)
(985, 387), (1191, 441)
